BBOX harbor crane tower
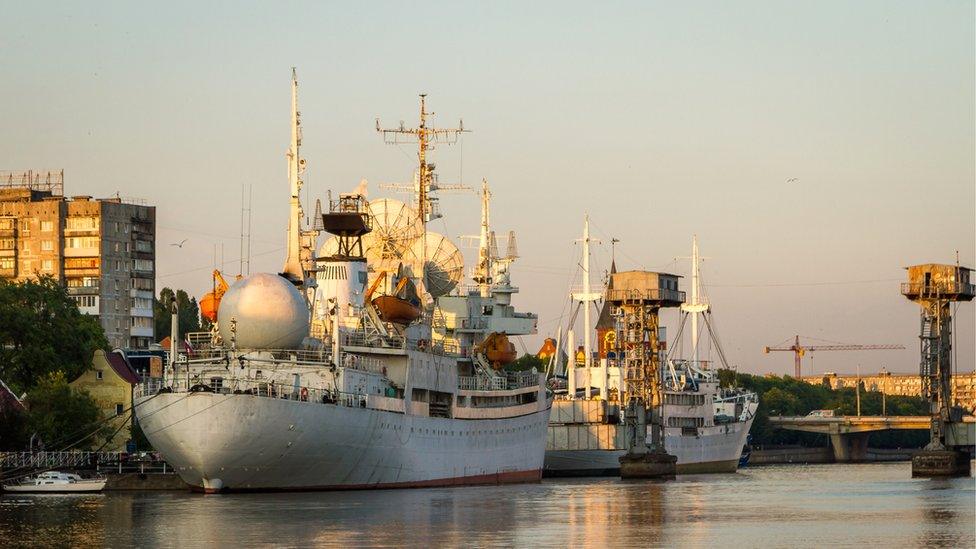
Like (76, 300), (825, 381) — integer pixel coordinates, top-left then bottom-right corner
(606, 270), (684, 478)
(901, 262), (974, 476)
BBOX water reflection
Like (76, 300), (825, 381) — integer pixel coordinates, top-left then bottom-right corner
(1, 463), (973, 548)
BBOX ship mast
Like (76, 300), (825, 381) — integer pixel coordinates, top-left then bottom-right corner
(572, 215), (602, 397)
(282, 68), (306, 283)
(376, 95), (467, 226)
(475, 179), (493, 297)
(679, 235), (709, 365)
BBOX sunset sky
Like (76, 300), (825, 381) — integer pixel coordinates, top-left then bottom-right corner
(3, 1), (973, 375)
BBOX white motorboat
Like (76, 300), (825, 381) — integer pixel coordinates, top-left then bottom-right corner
(2, 471), (106, 493)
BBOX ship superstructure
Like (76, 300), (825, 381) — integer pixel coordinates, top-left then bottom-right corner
(134, 74), (551, 492)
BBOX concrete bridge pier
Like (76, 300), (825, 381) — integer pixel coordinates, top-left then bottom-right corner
(829, 432), (870, 462)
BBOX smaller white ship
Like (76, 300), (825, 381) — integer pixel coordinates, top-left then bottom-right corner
(2, 471), (106, 493)
(544, 232), (758, 475)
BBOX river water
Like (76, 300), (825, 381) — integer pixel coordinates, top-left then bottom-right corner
(1, 462), (973, 548)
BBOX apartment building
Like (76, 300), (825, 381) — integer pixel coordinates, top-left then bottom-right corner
(0, 170), (156, 349)
(801, 370), (976, 413)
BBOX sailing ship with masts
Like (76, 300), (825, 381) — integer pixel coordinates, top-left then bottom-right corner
(544, 223), (758, 475)
(134, 72), (551, 492)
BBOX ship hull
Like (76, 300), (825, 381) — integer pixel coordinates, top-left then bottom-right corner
(136, 392), (550, 492)
(543, 415), (754, 476)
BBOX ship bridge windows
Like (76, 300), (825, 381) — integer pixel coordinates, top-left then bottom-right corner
(667, 416), (704, 429)
(664, 393), (705, 406)
(210, 377), (224, 392)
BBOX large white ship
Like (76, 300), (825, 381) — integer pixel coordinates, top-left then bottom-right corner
(544, 230), (757, 475)
(135, 72), (551, 492)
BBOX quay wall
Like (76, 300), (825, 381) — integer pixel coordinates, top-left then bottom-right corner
(750, 446), (914, 465)
(105, 473), (189, 491)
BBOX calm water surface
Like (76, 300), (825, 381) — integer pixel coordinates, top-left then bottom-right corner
(1, 462), (973, 548)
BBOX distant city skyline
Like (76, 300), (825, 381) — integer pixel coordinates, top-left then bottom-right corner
(2, 1), (972, 375)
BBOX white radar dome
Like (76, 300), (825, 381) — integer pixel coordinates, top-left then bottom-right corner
(217, 273), (310, 350)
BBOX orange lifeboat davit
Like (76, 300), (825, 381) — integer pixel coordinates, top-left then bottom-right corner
(367, 268), (422, 326)
(200, 270), (232, 323)
(477, 332), (517, 370)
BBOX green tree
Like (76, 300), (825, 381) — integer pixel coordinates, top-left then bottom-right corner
(0, 406), (29, 451)
(0, 276), (108, 395)
(510, 353), (546, 372)
(25, 372), (106, 451)
(154, 287), (202, 341)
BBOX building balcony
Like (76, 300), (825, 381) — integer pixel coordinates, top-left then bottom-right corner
(130, 326), (154, 338)
(67, 286), (100, 295)
(64, 247), (100, 258)
(130, 307), (153, 318)
(129, 289), (154, 299)
(63, 267), (100, 276)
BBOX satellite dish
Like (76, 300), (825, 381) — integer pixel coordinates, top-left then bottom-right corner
(361, 198), (423, 264)
(409, 232), (463, 298)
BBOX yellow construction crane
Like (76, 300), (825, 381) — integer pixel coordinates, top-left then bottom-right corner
(763, 335), (905, 378)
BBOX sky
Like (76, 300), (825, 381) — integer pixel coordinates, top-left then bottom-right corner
(2, 1), (973, 376)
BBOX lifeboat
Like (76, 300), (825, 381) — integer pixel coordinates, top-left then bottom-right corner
(372, 295), (422, 325)
(366, 267), (422, 325)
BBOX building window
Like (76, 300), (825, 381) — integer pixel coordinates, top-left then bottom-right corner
(0, 238), (14, 250)
(66, 236), (99, 249)
(67, 217), (99, 230)
(72, 295), (97, 308)
(96, 370), (103, 380)
(115, 404), (124, 416)
(42, 259), (53, 271)
(65, 257), (99, 269)
(0, 218), (13, 230)
(0, 258), (14, 270)
(41, 240), (54, 251)
(41, 220), (53, 232)
(22, 241), (30, 252)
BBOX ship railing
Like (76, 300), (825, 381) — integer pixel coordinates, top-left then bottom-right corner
(137, 375), (372, 410)
(458, 371), (539, 391)
(508, 370), (541, 389)
(406, 338), (462, 357)
(338, 353), (386, 376)
(174, 347), (333, 365)
(458, 375), (507, 391)
(342, 330), (405, 350)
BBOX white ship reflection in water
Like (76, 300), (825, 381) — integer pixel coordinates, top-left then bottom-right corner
(1, 462), (973, 548)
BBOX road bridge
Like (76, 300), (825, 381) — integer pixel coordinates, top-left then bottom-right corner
(768, 415), (975, 462)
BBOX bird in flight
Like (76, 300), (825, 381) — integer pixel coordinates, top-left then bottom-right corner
(786, 178), (799, 183)
(170, 239), (189, 248)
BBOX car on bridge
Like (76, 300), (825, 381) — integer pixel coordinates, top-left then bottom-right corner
(807, 409), (836, 418)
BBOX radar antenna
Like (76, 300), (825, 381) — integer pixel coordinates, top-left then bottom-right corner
(376, 95), (469, 225)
